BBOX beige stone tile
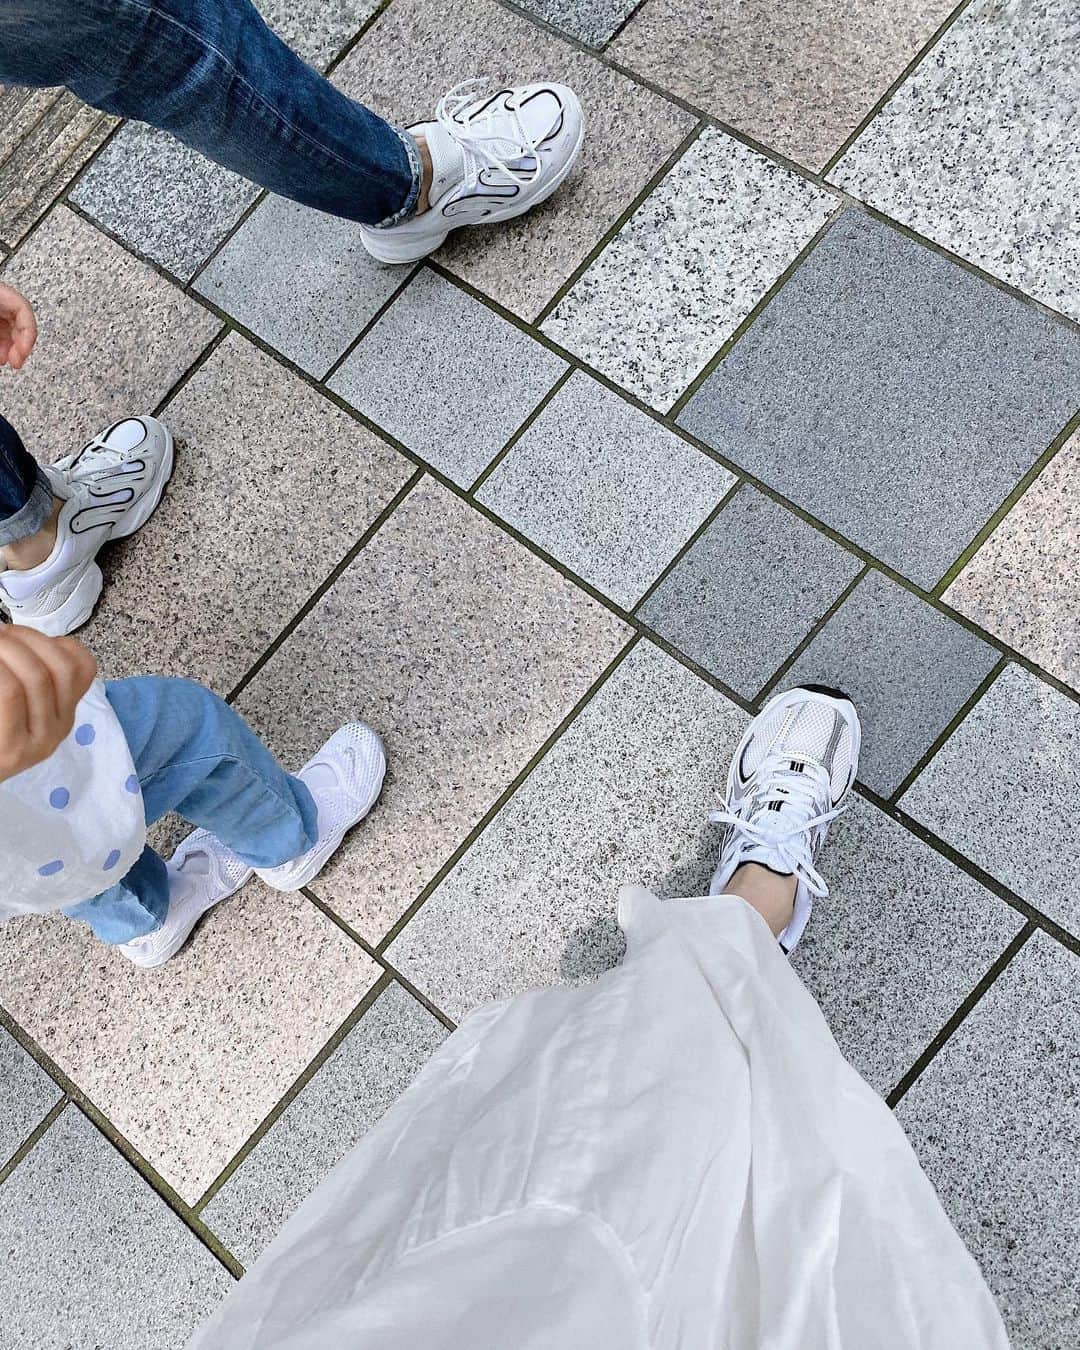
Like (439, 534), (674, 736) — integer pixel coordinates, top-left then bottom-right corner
(0, 207), (220, 456)
(235, 477), (631, 940)
(0, 884), (378, 1204)
(946, 432), (1080, 691)
(333, 0), (694, 318)
(609, 0), (956, 170)
(82, 332), (413, 693)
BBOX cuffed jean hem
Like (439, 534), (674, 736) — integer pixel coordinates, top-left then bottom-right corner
(376, 127), (423, 227)
(0, 465), (54, 548)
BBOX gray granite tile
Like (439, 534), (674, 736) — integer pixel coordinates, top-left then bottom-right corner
(478, 371), (734, 606)
(898, 933), (1080, 1348)
(236, 477), (631, 941)
(202, 982), (448, 1265)
(946, 431), (1080, 693)
(70, 123), (260, 280)
(0, 1106), (231, 1347)
(195, 194), (412, 376)
(0, 206), (220, 457)
(830, 0), (1079, 321)
(256, 0), (379, 66)
(0, 885), (379, 1203)
(329, 269), (567, 487)
(678, 210), (1080, 587)
(640, 487), (862, 697)
(778, 571), (999, 795)
(0, 1029), (61, 1167)
(610, 0), (957, 170)
(543, 127), (840, 409)
(900, 664), (1080, 936)
(512, 0), (641, 47)
(0, 87), (115, 247)
(387, 640), (749, 1017)
(790, 797), (1022, 1095)
(333, 0), (694, 319)
(81, 332), (412, 692)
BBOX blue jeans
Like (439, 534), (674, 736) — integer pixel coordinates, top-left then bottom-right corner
(0, 414), (53, 548)
(63, 677), (318, 943)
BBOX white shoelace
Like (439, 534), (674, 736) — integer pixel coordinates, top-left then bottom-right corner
(54, 438), (141, 484)
(709, 759), (845, 899)
(435, 78), (543, 194)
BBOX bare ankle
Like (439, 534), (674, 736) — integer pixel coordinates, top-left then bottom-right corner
(725, 862), (797, 938)
(1, 497), (62, 571)
(413, 133), (433, 216)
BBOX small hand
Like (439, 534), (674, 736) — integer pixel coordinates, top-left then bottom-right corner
(0, 627), (98, 783)
(0, 281), (38, 370)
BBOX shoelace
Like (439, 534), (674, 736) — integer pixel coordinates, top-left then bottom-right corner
(53, 437), (140, 484)
(708, 758), (845, 899)
(435, 78), (543, 195)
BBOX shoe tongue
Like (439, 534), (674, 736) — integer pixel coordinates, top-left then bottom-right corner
(423, 122), (466, 199)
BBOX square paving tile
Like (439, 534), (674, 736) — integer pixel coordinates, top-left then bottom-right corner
(543, 127), (839, 409)
(0, 1029), (62, 1168)
(256, 0), (378, 65)
(0, 1107), (231, 1348)
(640, 486), (862, 697)
(830, 0), (1079, 321)
(235, 477), (630, 941)
(898, 933), (1080, 1348)
(609, 0), (957, 170)
(477, 371), (734, 606)
(194, 195), (413, 376)
(387, 640), (748, 1017)
(946, 431), (1080, 692)
(70, 123), (260, 280)
(789, 797), (1022, 1095)
(776, 571), (999, 796)
(900, 664), (1080, 936)
(0, 206), (220, 456)
(332, 0), (694, 319)
(81, 332), (412, 693)
(678, 210), (1080, 587)
(0, 87), (115, 247)
(329, 269), (567, 487)
(202, 981), (448, 1265)
(0, 886), (379, 1203)
(512, 0), (641, 46)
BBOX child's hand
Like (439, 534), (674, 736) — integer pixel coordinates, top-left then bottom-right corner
(0, 627), (98, 783)
(0, 282), (38, 371)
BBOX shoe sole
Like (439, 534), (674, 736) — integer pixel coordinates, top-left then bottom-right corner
(120, 868), (251, 968)
(360, 117), (586, 266)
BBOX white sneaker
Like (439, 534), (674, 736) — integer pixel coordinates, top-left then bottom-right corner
(0, 415), (173, 636)
(117, 829), (254, 969)
(359, 79), (584, 265)
(255, 724), (386, 892)
(709, 685), (861, 954)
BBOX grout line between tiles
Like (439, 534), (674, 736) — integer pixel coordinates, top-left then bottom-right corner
(886, 923), (1034, 1108)
(319, 264), (421, 385)
(631, 478), (744, 614)
(467, 363), (575, 494)
(0, 1098), (67, 1189)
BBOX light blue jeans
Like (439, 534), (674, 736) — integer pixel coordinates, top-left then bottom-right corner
(64, 677), (318, 944)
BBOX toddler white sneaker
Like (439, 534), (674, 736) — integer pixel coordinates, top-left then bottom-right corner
(255, 723), (386, 892)
(0, 415), (173, 636)
(117, 830), (253, 969)
(360, 78), (584, 265)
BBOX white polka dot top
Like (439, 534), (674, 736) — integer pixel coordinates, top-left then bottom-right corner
(0, 680), (147, 918)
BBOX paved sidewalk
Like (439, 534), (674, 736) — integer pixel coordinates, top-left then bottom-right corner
(1, 0), (1077, 1345)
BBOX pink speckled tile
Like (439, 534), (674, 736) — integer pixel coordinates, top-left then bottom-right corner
(234, 477), (631, 942)
(0, 884), (378, 1203)
(0, 206), (219, 456)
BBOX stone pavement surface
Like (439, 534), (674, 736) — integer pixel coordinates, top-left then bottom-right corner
(0, 0), (1076, 1345)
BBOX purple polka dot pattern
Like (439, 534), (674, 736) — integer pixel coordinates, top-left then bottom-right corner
(103, 849), (122, 870)
(37, 859), (64, 877)
(74, 724), (96, 746)
(49, 786), (70, 809)
(124, 774), (140, 795)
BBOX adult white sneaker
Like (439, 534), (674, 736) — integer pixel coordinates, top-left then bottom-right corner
(255, 723), (386, 892)
(117, 830), (254, 969)
(0, 415), (173, 636)
(709, 685), (861, 954)
(359, 78), (584, 265)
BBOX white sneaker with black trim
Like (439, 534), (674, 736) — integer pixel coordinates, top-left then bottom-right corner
(709, 685), (861, 954)
(0, 416), (173, 636)
(359, 78), (584, 265)
(255, 723), (386, 892)
(117, 829), (254, 969)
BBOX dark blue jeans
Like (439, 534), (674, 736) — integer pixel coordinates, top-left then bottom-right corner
(0, 0), (421, 542)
